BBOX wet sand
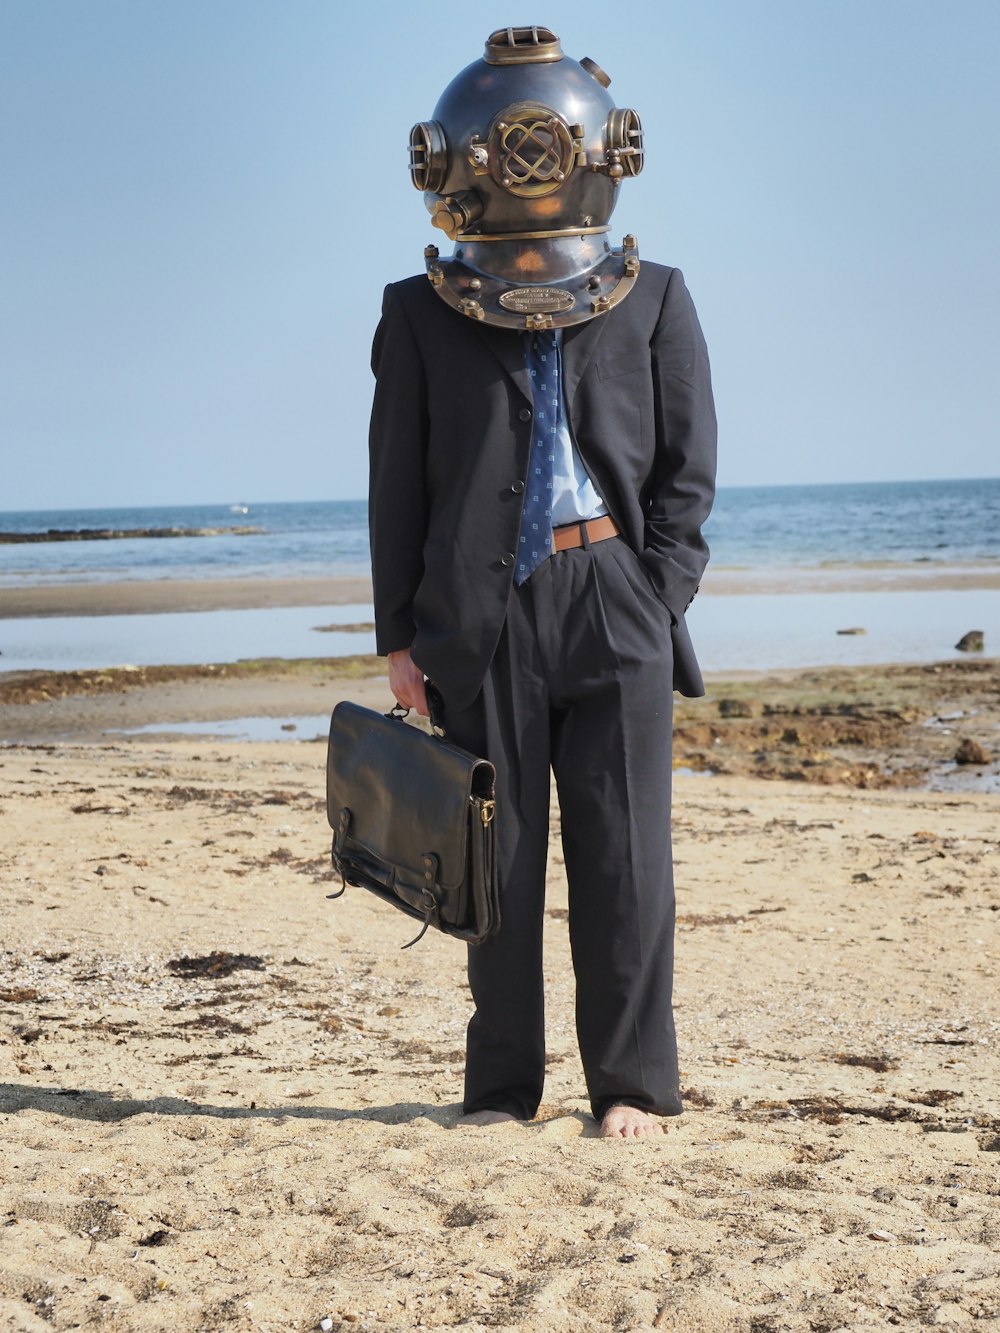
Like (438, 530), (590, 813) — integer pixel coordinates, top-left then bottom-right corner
(2, 562), (999, 619)
(0, 576), (373, 619)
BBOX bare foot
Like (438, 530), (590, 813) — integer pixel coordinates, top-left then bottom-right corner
(599, 1105), (666, 1139)
(459, 1109), (519, 1127)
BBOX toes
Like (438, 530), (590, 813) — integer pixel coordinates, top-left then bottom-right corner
(599, 1106), (666, 1139)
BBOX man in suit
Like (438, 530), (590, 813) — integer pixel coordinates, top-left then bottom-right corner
(369, 27), (716, 1138)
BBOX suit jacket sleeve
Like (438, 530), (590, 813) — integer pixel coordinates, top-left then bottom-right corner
(368, 283), (429, 656)
(640, 267), (717, 624)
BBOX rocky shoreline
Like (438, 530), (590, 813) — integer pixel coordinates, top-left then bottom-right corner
(1, 654), (997, 791)
(0, 525), (263, 543)
(675, 656), (999, 788)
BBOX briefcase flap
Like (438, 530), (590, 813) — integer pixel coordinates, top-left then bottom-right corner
(326, 701), (495, 893)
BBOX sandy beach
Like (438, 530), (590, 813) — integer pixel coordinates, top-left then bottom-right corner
(0, 577), (375, 620)
(3, 564), (999, 620)
(1, 579), (998, 1331)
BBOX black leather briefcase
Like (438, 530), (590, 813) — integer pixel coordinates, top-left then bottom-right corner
(325, 701), (500, 947)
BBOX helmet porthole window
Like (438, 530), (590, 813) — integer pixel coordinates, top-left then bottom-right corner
(408, 121), (448, 193)
(606, 108), (644, 178)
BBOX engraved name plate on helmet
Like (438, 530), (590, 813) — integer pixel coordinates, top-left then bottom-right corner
(499, 287), (576, 314)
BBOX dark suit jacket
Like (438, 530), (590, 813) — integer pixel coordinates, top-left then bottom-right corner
(368, 261), (717, 711)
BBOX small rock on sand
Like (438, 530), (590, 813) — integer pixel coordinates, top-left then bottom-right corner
(954, 737), (991, 765)
(718, 698), (754, 718)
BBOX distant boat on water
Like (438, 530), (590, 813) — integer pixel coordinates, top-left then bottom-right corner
(229, 503), (251, 515)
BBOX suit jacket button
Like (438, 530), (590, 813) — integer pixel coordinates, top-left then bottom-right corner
(501, 552), (515, 567)
(518, 407), (532, 422)
(511, 480), (525, 494)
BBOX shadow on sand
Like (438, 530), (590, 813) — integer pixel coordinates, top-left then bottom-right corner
(0, 1083), (597, 1133)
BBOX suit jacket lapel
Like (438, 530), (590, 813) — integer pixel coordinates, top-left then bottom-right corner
(473, 322), (532, 404)
(562, 312), (610, 410)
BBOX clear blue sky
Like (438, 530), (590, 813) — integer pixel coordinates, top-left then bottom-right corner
(1, 0), (997, 510)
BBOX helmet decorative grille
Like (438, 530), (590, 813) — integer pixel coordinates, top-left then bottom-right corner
(491, 105), (575, 198)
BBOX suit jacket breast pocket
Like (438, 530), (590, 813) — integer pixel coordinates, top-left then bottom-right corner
(596, 351), (651, 380)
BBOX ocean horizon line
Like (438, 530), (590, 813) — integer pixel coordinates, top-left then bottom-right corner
(3, 473), (1000, 516)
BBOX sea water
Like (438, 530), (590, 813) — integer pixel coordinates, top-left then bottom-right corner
(2, 588), (994, 677)
(1, 478), (998, 587)
(1, 480), (997, 675)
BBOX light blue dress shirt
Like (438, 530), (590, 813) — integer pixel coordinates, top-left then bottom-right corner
(525, 328), (607, 527)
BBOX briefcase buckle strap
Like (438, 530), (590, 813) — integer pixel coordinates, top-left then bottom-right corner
(402, 853), (443, 950)
(327, 807), (351, 899)
(478, 798), (496, 827)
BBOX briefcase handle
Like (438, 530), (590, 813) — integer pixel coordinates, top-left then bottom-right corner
(388, 681), (447, 738)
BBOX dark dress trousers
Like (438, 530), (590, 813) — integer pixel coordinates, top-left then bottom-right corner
(369, 262), (717, 1120)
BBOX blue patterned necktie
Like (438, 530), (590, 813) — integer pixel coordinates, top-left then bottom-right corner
(515, 329), (560, 586)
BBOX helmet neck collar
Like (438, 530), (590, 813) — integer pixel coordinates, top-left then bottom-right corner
(424, 233), (640, 330)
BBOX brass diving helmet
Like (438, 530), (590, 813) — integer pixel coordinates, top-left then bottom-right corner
(408, 26), (644, 329)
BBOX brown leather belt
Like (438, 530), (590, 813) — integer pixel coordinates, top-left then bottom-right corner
(552, 515), (620, 552)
